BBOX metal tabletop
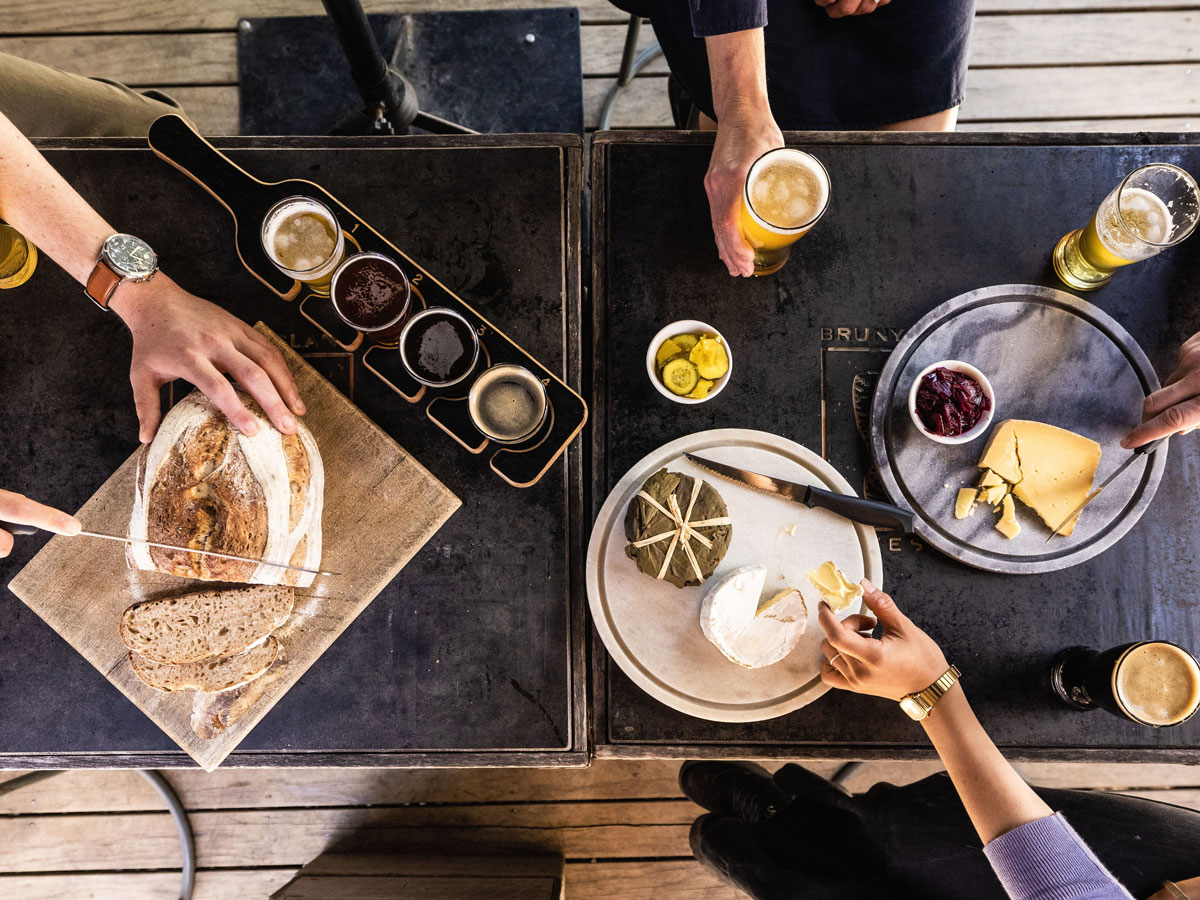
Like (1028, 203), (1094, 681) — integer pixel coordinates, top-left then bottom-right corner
(589, 130), (1200, 762)
(0, 134), (586, 769)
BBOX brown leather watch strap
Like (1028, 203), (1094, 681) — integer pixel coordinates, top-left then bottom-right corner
(85, 259), (122, 311)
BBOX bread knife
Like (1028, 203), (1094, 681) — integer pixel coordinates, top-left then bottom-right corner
(1044, 436), (1168, 542)
(0, 520), (340, 577)
(683, 453), (915, 533)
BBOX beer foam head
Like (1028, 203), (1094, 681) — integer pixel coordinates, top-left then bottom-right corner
(746, 149), (830, 232)
(262, 196), (341, 275)
(1115, 642), (1200, 726)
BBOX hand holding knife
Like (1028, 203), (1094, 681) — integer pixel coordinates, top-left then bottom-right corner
(683, 452), (915, 533)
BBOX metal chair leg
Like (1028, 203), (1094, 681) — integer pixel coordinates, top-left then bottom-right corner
(598, 16), (664, 131)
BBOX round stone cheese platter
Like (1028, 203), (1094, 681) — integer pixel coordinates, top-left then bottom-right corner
(586, 428), (883, 723)
(870, 284), (1166, 575)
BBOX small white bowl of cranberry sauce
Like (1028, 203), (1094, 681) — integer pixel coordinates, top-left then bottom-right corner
(908, 360), (995, 445)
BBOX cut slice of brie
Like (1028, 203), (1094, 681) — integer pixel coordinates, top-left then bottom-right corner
(700, 566), (808, 669)
(806, 560), (863, 613)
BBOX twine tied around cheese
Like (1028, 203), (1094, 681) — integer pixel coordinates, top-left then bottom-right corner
(632, 476), (732, 583)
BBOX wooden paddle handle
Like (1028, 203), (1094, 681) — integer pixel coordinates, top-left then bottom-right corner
(148, 114), (267, 208)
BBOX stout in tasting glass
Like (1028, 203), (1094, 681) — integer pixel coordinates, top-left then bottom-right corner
(1052, 163), (1199, 291)
(1050, 641), (1200, 727)
(261, 195), (347, 296)
(739, 148), (830, 277)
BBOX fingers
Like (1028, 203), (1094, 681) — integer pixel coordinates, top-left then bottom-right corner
(715, 225), (756, 277)
(0, 489), (81, 536)
(1121, 397), (1200, 449)
(860, 580), (909, 632)
(220, 347), (297, 435)
(188, 360), (261, 437)
(840, 614), (878, 635)
(820, 658), (850, 690)
(1141, 372), (1200, 422)
(0, 528), (12, 558)
(237, 334), (306, 417)
(818, 601), (878, 662)
(130, 369), (164, 444)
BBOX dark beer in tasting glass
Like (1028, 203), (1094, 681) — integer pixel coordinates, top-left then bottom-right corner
(1050, 641), (1200, 727)
(330, 252), (412, 345)
(399, 307), (480, 388)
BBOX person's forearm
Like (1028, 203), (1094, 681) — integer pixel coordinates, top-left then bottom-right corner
(921, 686), (1053, 844)
(0, 110), (117, 286)
(705, 30), (772, 125)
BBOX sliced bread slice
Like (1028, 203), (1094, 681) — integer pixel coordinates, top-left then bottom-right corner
(120, 586), (294, 665)
(130, 636), (280, 693)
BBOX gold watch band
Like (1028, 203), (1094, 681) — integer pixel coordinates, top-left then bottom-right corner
(900, 665), (961, 721)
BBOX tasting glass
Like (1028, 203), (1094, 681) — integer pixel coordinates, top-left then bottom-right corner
(467, 364), (549, 444)
(0, 222), (37, 290)
(329, 251), (412, 348)
(1053, 164), (1199, 291)
(1049, 641), (1200, 727)
(399, 306), (481, 388)
(260, 195), (346, 296)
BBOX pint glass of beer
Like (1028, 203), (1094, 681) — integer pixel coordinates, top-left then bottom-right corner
(739, 148), (830, 276)
(1049, 641), (1200, 727)
(1052, 163), (1198, 291)
(0, 222), (38, 290)
(261, 196), (346, 296)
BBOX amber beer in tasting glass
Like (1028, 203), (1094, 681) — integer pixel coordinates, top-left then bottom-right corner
(0, 223), (37, 289)
(739, 148), (830, 276)
(1050, 641), (1200, 727)
(1053, 163), (1199, 291)
(330, 252), (412, 346)
(260, 196), (346, 296)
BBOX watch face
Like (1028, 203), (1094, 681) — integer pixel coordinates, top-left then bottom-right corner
(899, 697), (927, 721)
(104, 233), (157, 278)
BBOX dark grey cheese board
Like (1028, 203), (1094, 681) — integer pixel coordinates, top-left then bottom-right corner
(870, 284), (1165, 574)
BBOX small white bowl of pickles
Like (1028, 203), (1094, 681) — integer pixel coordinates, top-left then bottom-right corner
(646, 320), (732, 404)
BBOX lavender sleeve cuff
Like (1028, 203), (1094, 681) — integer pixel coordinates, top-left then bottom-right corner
(688, 0), (767, 37)
(983, 813), (1134, 900)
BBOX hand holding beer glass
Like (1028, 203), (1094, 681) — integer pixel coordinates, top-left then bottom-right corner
(739, 148), (830, 276)
(1053, 163), (1198, 291)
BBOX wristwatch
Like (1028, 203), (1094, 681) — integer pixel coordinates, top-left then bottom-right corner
(85, 233), (158, 311)
(899, 665), (961, 721)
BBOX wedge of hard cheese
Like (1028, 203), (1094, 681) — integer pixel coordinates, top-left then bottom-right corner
(120, 586), (294, 665)
(130, 636), (280, 693)
(978, 419), (1101, 537)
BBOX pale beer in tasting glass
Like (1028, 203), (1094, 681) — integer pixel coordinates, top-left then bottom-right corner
(1050, 640), (1200, 727)
(739, 148), (830, 276)
(261, 195), (346, 296)
(1053, 163), (1198, 291)
(0, 223), (37, 290)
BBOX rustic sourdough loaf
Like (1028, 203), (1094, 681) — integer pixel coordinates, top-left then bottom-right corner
(130, 636), (281, 693)
(120, 586), (294, 665)
(127, 388), (324, 587)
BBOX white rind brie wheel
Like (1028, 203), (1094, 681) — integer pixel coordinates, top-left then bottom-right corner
(700, 566), (809, 669)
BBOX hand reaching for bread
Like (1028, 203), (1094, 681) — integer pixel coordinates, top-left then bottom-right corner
(0, 489), (81, 557)
(109, 277), (307, 443)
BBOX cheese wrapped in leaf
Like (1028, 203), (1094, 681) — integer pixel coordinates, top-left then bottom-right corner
(623, 469), (732, 589)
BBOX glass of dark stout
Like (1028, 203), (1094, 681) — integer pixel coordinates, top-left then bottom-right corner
(1050, 641), (1200, 727)
(399, 307), (481, 388)
(330, 252), (412, 345)
(468, 364), (549, 444)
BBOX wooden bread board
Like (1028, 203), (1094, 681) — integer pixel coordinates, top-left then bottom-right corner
(8, 324), (460, 770)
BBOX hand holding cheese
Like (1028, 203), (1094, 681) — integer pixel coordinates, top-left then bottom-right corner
(1123, 329), (1200, 449)
(819, 580), (949, 702)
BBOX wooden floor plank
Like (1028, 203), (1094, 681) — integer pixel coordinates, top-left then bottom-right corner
(961, 117), (1196, 132)
(0, 801), (702, 871)
(978, 0), (1200, 10)
(0, 868), (298, 900)
(566, 860), (743, 900)
(0, 33), (235, 86)
(0, 0), (626, 33)
(152, 86), (239, 136)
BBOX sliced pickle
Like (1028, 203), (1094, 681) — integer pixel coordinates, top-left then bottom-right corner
(662, 358), (699, 396)
(655, 338), (684, 368)
(673, 333), (699, 353)
(690, 337), (729, 380)
(687, 378), (714, 400)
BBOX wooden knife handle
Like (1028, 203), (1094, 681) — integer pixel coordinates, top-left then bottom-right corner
(806, 488), (915, 534)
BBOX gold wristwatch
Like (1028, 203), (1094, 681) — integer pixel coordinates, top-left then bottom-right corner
(899, 665), (961, 721)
